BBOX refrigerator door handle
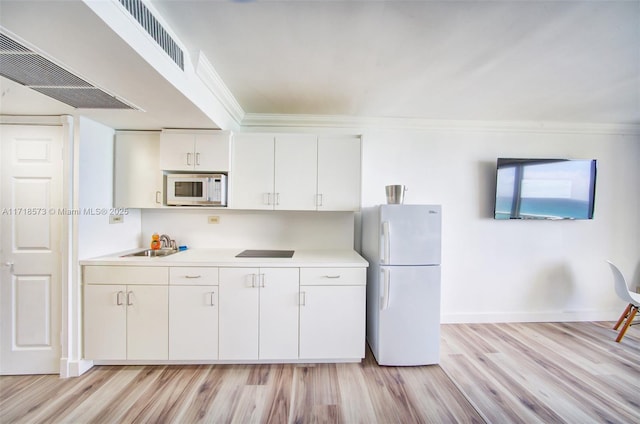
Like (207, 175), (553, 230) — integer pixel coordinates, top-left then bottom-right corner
(382, 221), (390, 264)
(381, 268), (390, 310)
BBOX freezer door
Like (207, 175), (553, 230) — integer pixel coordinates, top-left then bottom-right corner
(380, 204), (441, 265)
(377, 265), (440, 366)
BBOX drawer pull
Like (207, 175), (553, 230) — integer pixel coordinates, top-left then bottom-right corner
(185, 275), (202, 279)
(116, 291), (124, 306)
(324, 275), (341, 279)
(209, 291), (215, 307)
(126, 291), (134, 306)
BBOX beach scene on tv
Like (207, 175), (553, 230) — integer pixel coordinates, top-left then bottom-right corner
(494, 159), (596, 220)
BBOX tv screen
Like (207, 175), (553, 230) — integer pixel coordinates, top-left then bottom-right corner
(494, 158), (597, 220)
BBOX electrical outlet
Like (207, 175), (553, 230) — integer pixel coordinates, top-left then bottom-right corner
(208, 216), (220, 224)
(109, 215), (124, 224)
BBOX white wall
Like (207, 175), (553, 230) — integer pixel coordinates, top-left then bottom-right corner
(141, 209), (355, 250)
(77, 116), (141, 259)
(361, 125), (640, 322)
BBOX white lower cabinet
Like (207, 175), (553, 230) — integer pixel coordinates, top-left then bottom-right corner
(168, 267), (219, 360)
(299, 268), (367, 360)
(83, 264), (366, 363)
(84, 284), (168, 360)
(218, 267), (299, 360)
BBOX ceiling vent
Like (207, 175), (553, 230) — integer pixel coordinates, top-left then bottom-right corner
(118, 0), (184, 70)
(0, 32), (137, 109)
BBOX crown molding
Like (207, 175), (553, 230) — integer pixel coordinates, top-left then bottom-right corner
(241, 113), (640, 135)
(194, 51), (245, 126)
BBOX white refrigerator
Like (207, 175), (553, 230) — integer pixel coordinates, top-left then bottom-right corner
(361, 204), (441, 366)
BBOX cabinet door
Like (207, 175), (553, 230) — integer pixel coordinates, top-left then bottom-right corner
(160, 132), (195, 171)
(219, 268), (259, 359)
(194, 132), (231, 172)
(259, 268), (299, 360)
(317, 136), (361, 211)
(126, 285), (169, 360)
(299, 285), (366, 360)
(114, 131), (162, 208)
(84, 284), (127, 360)
(274, 135), (317, 210)
(169, 286), (218, 360)
(230, 134), (275, 210)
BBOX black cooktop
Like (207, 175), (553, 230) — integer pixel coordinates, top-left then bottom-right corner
(235, 249), (295, 258)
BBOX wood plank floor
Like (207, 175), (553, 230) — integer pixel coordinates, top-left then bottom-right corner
(1, 322), (638, 423)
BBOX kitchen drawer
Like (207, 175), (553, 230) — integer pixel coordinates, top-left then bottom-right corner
(300, 267), (366, 286)
(84, 266), (169, 285)
(170, 267), (219, 285)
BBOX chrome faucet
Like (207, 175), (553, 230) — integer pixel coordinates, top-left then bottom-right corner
(159, 234), (177, 250)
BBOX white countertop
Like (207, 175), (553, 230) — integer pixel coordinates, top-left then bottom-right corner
(80, 248), (369, 268)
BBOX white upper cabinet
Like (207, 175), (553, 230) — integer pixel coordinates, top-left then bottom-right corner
(230, 134), (275, 210)
(230, 133), (361, 211)
(274, 134), (317, 211)
(114, 131), (163, 208)
(160, 130), (231, 172)
(317, 136), (361, 211)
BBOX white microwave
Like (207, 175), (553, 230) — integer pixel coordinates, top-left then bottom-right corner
(165, 173), (227, 206)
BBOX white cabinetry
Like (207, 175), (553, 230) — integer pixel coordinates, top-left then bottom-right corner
(160, 130), (231, 172)
(230, 133), (360, 211)
(231, 134), (316, 210)
(299, 267), (366, 360)
(169, 267), (219, 360)
(317, 136), (361, 211)
(114, 131), (162, 208)
(84, 266), (169, 360)
(218, 267), (299, 360)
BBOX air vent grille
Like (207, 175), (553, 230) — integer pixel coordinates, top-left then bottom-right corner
(118, 0), (184, 70)
(0, 33), (137, 109)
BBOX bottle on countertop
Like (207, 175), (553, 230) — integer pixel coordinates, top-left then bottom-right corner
(150, 233), (161, 250)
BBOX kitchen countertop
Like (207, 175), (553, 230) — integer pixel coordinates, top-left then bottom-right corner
(80, 248), (369, 268)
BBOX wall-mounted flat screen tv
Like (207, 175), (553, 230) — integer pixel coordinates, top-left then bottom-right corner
(494, 158), (597, 220)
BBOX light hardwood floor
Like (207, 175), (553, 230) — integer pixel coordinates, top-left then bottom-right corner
(1, 322), (638, 423)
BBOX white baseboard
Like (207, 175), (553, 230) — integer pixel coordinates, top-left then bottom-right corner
(59, 358), (94, 378)
(441, 310), (621, 324)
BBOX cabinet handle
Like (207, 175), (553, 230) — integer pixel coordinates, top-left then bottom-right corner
(260, 273), (265, 288)
(185, 275), (202, 279)
(316, 193), (323, 207)
(264, 193), (272, 205)
(116, 291), (124, 306)
(196, 152), (201, 166)
(186, 152), (192, 166)
(275, 193), (280, 205)
(209, 291), (215, 307)
(251, 274), (257, 288)
(299, 291), (306, 306)
(155, 191), (161, 204)
(324, 275), (341, 279)
(126, 291), (134, 306)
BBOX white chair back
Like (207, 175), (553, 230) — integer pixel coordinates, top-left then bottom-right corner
(607, 261), (638, 306)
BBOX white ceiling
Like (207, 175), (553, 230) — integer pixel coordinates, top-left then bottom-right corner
(1, 0), (639, 130)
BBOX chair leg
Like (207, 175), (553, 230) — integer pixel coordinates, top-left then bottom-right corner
(614, 304), (632, 330)
(616, 305), (638, 342)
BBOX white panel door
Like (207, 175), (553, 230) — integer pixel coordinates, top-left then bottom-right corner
(160, 132), (195, 171)
(317, 136), (361, 211)
(380, 204), (442, 266)
(274, 135), (317, 210)
(194, 132), (230, 172)
(0, 125), (63, 375)
(218, 268), (259, 359)
(378, 266), (440, 366)
(230, 134), (274, 210)
(259, 268), (299, 360)
(169, 285), (218, 360)
(299, 285), (366, 360)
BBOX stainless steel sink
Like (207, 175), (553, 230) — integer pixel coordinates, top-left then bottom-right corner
(123, 249), (178, 258)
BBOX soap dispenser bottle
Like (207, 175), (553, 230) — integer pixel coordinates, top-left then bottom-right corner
(150, 233), (161, 250)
